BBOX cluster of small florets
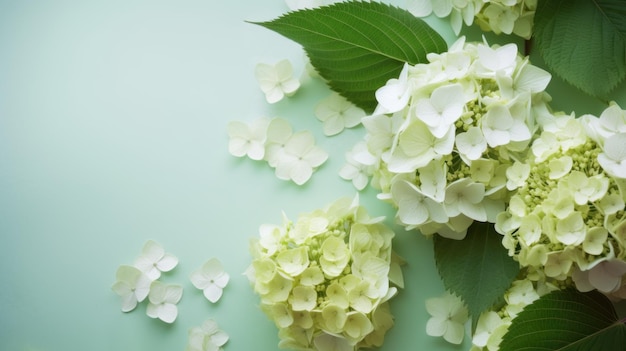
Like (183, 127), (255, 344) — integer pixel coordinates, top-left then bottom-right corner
(246, 196), (404, 351)
(409, 0), (537, 39)
(352, 37), (551, 239)
(496, 111), (626, 299)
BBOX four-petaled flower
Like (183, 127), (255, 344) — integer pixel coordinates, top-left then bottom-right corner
(425, 292), (469, 344)
(274, 131), (328, 185)
(255, 59), (300, 104)
(187, 319), (229, 351)
(133, 240), (179, 281)
(111, 265), (152, 312)
(146, 281), (183, 323)
(190, 258), (230, 303)
(315, 92), (364, 136)
(227, 118), (270, 161)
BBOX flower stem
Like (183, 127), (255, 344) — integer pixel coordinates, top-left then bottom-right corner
(524, 38), (533, 56)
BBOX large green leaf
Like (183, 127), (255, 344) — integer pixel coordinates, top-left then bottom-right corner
(251, 1), (447, 113)
(500, 289), (626, 351)
(534, 0), (626, 97)
(433, 222), (519, 328)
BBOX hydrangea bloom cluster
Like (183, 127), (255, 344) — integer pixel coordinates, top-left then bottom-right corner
(228, 117), (328, 185)
(351, 37), (551, 239)
(246, 196), (404, 350)
(408, 0), (537, 38)
(496, 105), (626, 299)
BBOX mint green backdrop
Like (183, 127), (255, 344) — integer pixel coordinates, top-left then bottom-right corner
(1, 1), (625, 351)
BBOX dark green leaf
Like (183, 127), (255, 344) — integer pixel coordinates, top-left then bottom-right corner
(534, 0), (626, 97)
(250, 1), (447, 113)
(433, 222), (519, 328)
(500, 289), (626, 351)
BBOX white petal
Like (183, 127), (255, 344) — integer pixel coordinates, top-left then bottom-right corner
(322, 115), (345, 136)
(157, 253), (179, 272)
(426, 318), (447, 337)
(290, 161), (313, 185)
(190, 271), (210, 290)
(213, 272), (230, 289)
(444, 321), (465, 344)
(285, 131), (315, 156)
(203, 285), (224, 303)
(141, 240), (165, 261)
(265, 88), (285, 104)
(282, 79), (301, 95)
(120, 292), (138, 312)
(266, 118), (293, 144)
(146, 302), (159, 319)
(407, 0), (432, 17)
(228, 138), (249, 158)
(516, 63), (551, 93)
(303, 146), (328, 167)
(210, 330), (229, 346)
(158, 303), (178, 323)
(165, 284), (184, 304)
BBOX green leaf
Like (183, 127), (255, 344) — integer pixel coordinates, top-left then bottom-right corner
(250, 1), (447, 113)
(533, 0), (626, 97)
(433, 222), (519, 328)
(500, 289), (626, 351)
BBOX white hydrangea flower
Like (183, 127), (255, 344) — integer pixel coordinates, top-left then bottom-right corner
(133, 240), (179, 281)
(227, 118), (270, 160)
(472, 311), (505, 349)
(425, 292), (468, 344)
(374, 63), (412, 114)
(339, 141), (375, 191)
(456, 126), (487, 161)
(146, 281), (183, 323)
(481, 3), (519, 35)
(391, 179), (448, 229)
(190, 258), (230, 303)
(111, 265), (152, 312)
(505, 161), (530, 190)
(255, 59), (300, 104)
(273, 130), (328, 185)
(315, 92), (364, 136)
(187, 319), (229, 351)
(414, 83), (465, 138)
(598, 133), (626, 178)
(444, 178), (487, 222)
(481, 104), (531, 148)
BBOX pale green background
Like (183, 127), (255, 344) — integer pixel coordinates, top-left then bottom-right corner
(1, 1), (625, 351)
